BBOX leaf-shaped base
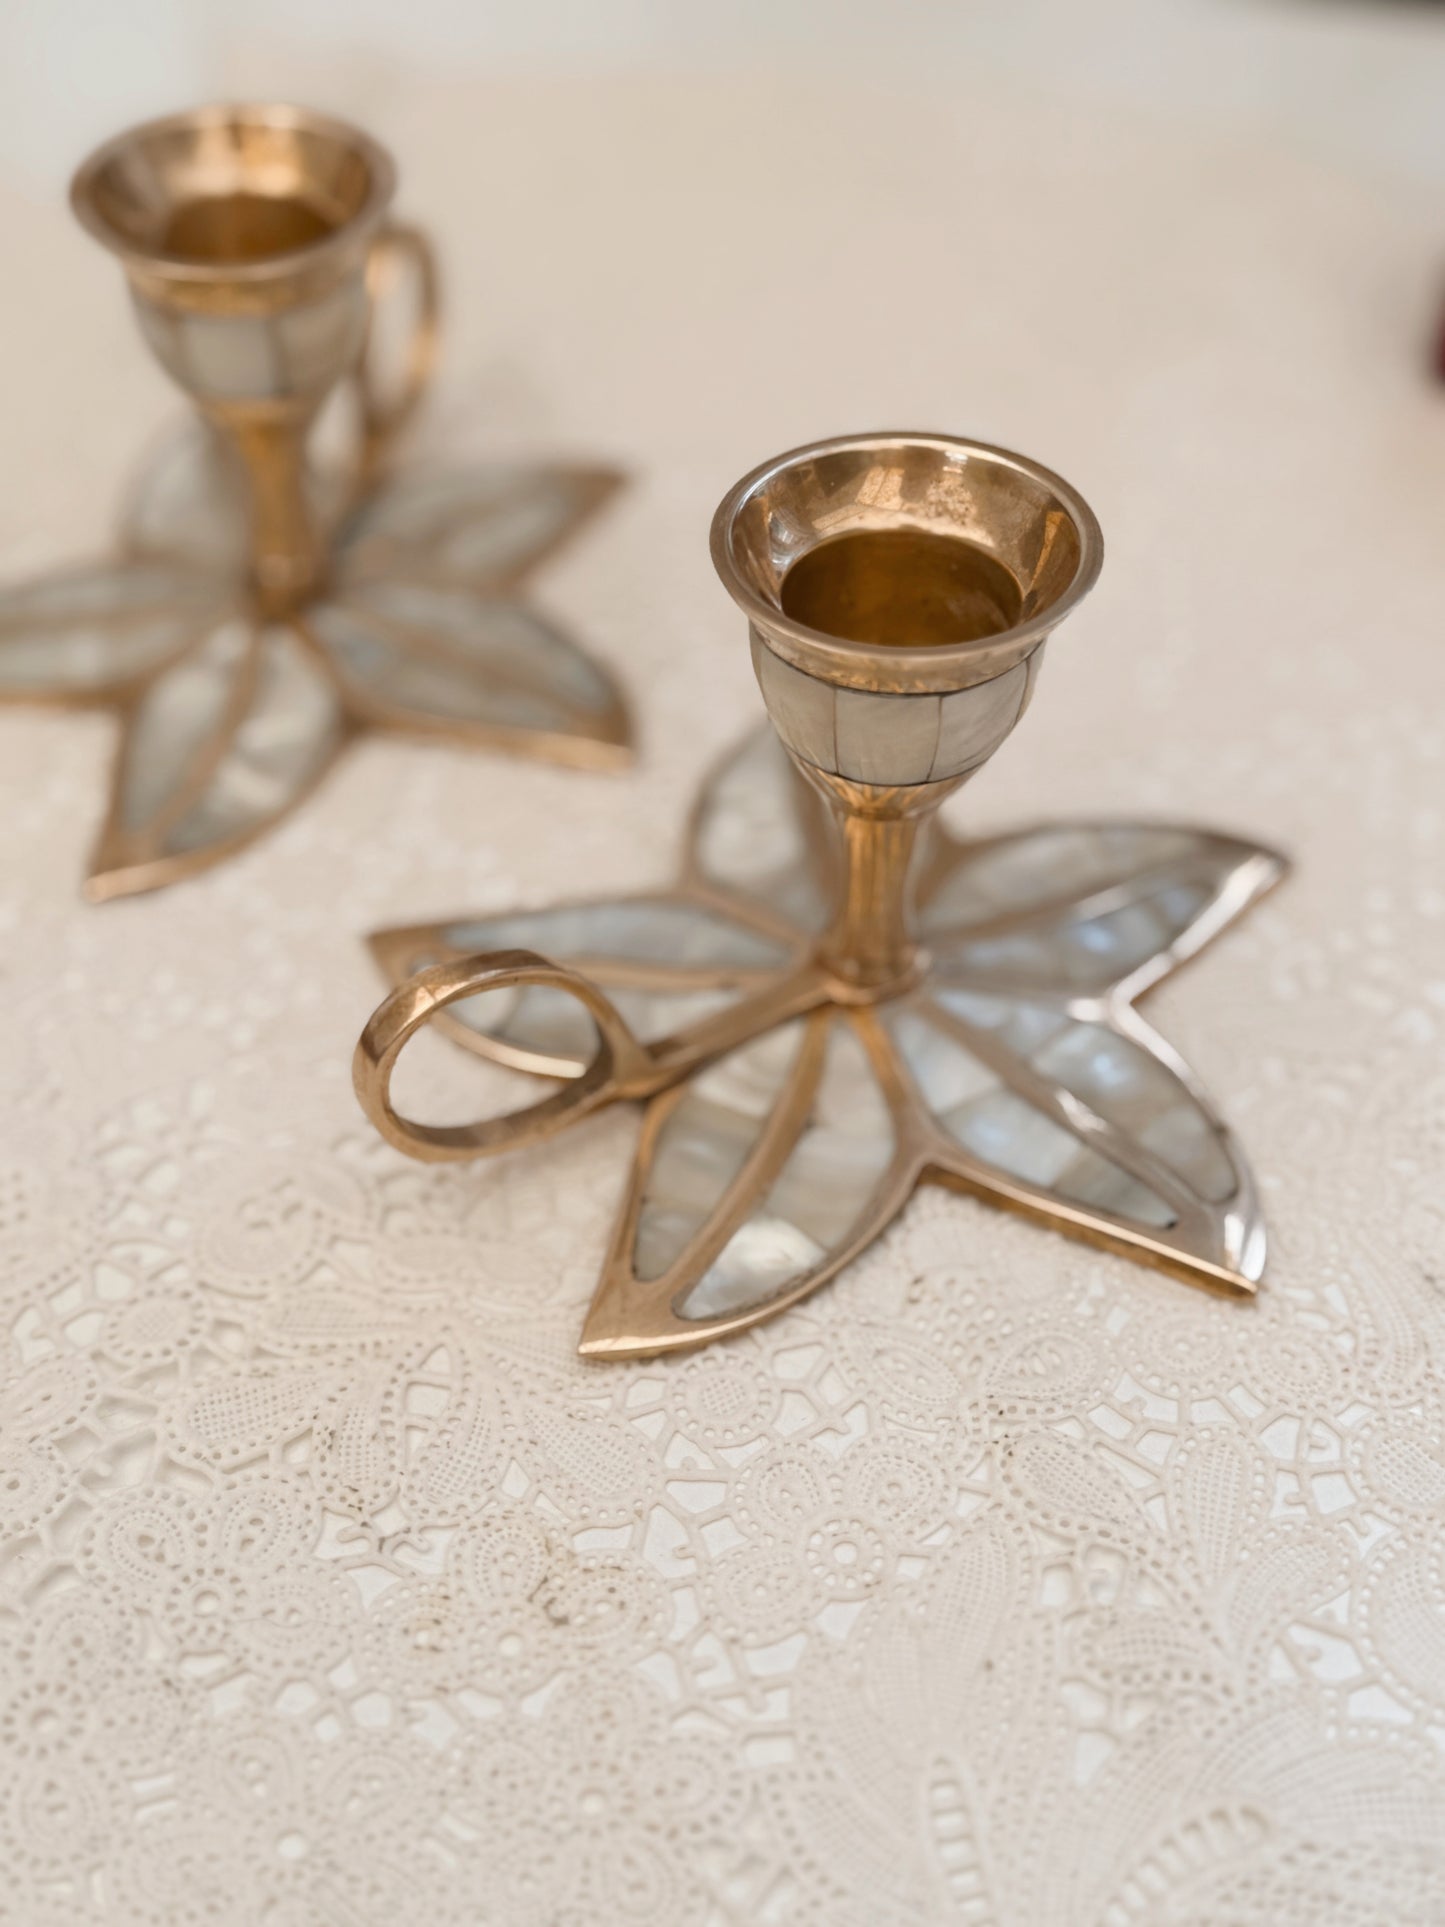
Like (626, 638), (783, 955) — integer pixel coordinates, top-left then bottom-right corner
(338, 462), (623, 589)
(307, 577), (630, 770)
(0, 560), (228, 703)
(87, 617), (345, 902)
(885, 989), (1266, 1293)
(581, 1009), (913, 1356)
(365, 727), (1289, 1354)
(0, 433), (632, 897)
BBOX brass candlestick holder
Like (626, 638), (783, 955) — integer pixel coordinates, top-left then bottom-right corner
(0, 104), (628, 900)
(356, 433), (1287, 1359)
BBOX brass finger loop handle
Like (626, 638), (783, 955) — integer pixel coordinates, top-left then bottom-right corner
(352, 948), (641, 1163)
(357, 219), (441, 480)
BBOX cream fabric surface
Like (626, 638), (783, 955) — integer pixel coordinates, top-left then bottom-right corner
(1, 70), (1444, 1925)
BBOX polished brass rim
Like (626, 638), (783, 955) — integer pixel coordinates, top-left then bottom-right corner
(69, 102), (397, 287)
(710, 430), (1104, 694)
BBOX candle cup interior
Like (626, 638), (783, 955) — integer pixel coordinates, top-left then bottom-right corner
(779, 526), (1024, 648)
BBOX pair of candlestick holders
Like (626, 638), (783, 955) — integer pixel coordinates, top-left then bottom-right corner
(0, 104), (1287, 1357)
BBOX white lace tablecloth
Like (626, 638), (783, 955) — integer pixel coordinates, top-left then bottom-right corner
(1, 67), (1444, 1926)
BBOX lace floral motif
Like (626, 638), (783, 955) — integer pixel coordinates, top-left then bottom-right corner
(3, 1078), (1440, 1924)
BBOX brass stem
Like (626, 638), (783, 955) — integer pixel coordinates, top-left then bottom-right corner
(218, 405), (325, 616)
(818, 805), (925, 994)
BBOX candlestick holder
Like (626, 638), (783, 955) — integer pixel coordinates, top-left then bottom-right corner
(0, 104), (628, 900)
(355, 433), (1288, 1358)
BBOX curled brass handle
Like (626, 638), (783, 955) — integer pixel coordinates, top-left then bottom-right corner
(356, 219), (441, 480)
(353, 949), (643, 1163)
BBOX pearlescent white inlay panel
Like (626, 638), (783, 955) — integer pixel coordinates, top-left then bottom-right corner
(679, 1019), (895, 1320)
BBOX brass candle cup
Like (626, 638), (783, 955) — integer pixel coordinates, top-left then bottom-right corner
(356, 432), (1287, 1358)
(713, 434), (1103, 993)
(0, 104), (630, 900)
